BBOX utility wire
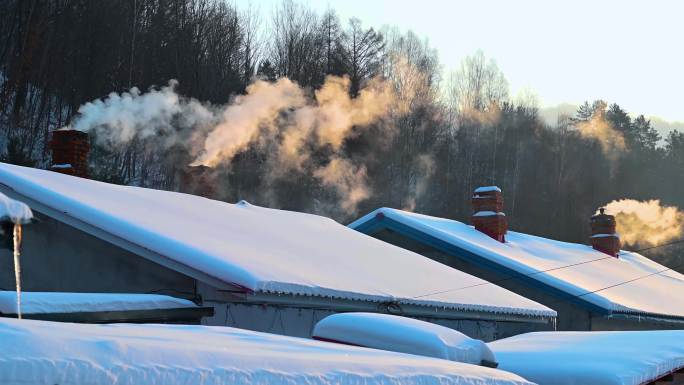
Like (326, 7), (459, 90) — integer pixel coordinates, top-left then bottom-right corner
(408, 237), (684, 301)
(631, 238), (684, 253)
(574, 261), (684, 299)
(542, 259), (684, 312)
(411, 254), (615, 299)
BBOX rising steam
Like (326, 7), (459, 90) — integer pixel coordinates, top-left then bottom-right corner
(575, 110), (626, 158)
(63, 74), (397, 215)
(603, 199), (684, 247)
(314, 157), (370, 214)
(65, 80), (213, 148)
(192, 78), (306, 167)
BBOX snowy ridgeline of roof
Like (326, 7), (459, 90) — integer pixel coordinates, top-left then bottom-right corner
(0, 291), (196, 315)
(0, 318), (534, 385)
(0, 163), (554, 318)
(313, 312), (497, 366)
(489, 330), (684, 385)
(0, 191), (32, 224)
(349, 208), (684, 318)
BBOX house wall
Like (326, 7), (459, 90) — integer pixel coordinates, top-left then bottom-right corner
(197, 282), (544, 341)
(0, 211), (196, 298)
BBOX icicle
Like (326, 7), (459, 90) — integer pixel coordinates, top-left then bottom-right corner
(13, 223), (22, 319)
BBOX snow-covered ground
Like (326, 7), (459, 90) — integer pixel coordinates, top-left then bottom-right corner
(489, 330), (684, 385)
(0, 317), (534, 385)
(0, 162), (554, 318)
(313, 312), (497, 366)
(0, 291), (196, 314)
(350, 208), (684, 318)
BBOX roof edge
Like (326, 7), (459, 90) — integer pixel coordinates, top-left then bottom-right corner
(608, 310), (684, 325)
(226, 291), (555, 323)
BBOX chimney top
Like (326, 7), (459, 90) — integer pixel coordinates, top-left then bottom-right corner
(590, 207), (620, 257)
(179, 165), (217, 199)
(49, 130), (90, 178)
(471, 186), (507, 242)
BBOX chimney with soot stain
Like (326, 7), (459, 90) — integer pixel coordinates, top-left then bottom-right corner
(49, 130), (90, 178)
(471, 186), (507, 242)
(590, 208), (621, 257)
(179, 165), (217, 199)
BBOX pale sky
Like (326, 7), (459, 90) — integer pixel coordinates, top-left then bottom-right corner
(238, 0), (684, 124)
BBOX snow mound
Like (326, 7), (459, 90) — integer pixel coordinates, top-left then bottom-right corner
(0, 162), (554, 318)
(0, 291), (196, 314)
(489, 330), (684, 385)
(350, 207), (684, 318)
(0, 318), (534, 385)
(313, 312), (497, 366)
(0, 192), (32, 224)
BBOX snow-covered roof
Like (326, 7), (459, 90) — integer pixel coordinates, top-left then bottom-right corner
(0, 163), (554, 318)
(313, 312), (497, 366)
(0, 291), (196, 314)
(489, 330), (684, 385)
(0, 318), (534, 385)
(350, 208), (684, 319)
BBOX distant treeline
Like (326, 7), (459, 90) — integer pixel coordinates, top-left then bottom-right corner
(1, 0), (683, 266)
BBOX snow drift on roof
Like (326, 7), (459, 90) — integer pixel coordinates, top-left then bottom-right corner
(0, 163), (553, 318)
(350, 208), (684, 319)
(0, 291), (196, 314)
(313, 312), (497, 366)
(0, 318), (534, 385)
(489, 330), (684, 385)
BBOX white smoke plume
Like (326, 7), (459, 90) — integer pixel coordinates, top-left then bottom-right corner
(576, 110), (626, 158)
(314, 157), (370, 214)
(190, 74), (394, 214)
(268, 75), (394, 173)
(192, 78), (306, 167)
(64, 80), (214, 148)
(402, 154), (435, 212)
(64, 74), (397, 215)
(603, 199), (684, 247)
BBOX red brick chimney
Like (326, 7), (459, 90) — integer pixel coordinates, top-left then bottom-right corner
(471, 186), (507, 242)
(49, 130), (90, 178)
(180, 165), (217, 199)
(590, 208), (621, 257)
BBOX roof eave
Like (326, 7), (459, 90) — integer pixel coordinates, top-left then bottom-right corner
(220, 290), (555, 324)
(1, 306), (215, 324)
(607, 311), (684, 326)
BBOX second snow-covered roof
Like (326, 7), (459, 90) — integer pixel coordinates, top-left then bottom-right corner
(350, 208), (684, 319)
(0, 163), (554, 318)
(489, 330), (684, 385)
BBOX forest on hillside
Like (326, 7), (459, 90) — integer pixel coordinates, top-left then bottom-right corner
(1, 0), (683, 267)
